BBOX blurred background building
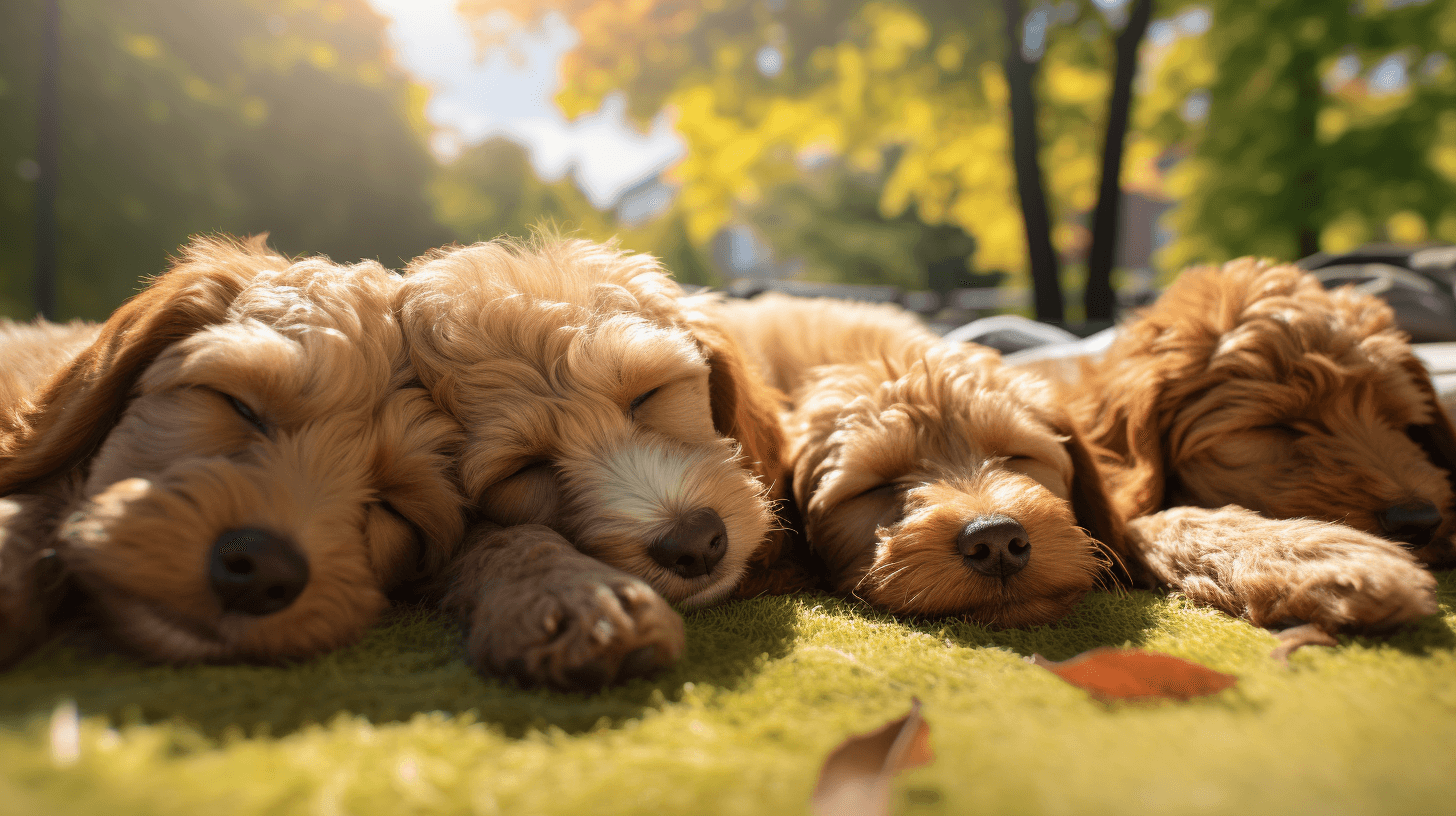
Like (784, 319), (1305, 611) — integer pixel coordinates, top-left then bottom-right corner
(3, 0), (1454, 328)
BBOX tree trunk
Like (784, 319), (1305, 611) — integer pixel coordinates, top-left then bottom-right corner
(1085, 0), (1153, 324)
(33, 0), (61, 320)
(1293, 51), (1322, 259)
(1000, 0), (1062, 323)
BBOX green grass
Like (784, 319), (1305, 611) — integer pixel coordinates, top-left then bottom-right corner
(3, 573), (1455, 816)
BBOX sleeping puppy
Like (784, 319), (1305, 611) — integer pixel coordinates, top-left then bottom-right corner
(714, 294), (1131, 626)
(398, 238), (792, 690)
(0, 237), (465, 668)
(1064, 257), (1443, 632)
(722, 292), (1437, 636)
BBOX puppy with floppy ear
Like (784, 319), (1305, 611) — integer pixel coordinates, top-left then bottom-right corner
(1065, 257), (1441, 632)
(399, 237), (795, 690)
(713, 294), (1133, 625)
(0, 236), (466, 668)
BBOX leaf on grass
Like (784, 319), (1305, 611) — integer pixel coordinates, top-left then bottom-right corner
(811, 699), (934, 816)
(1270, 623), (1338, 664)
(1031, 648), (1237, 701)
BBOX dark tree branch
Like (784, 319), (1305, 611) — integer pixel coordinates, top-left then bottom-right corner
(1000, 0), (1063, 323)
(1085, 0), (1153, 324)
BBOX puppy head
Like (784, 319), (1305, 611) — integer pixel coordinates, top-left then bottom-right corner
(789, 342), (1123, 625)
(0, 237), (465, 661)
(1088, 257), (1456, 566)
(399, 238), (785, 607)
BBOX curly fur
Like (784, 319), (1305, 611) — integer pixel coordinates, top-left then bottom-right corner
(1075, 257), (1456, 569)
(1124, 505), (1435, 632)
(399, 238), (791, 610)
(0, 236), (465, 667)
(715, 294), (1129, 626)
(396, 238), (799, 690)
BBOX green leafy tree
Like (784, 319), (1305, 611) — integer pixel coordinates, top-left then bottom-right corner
(472, 0), (1456, 326)
(748, 152), (984, 293)
(431, 136), (607, 242)
(1, 0), (450, 320)
(1137, 0), (1456, 269)
(468, 0), (1168, 321)
(431, 134), (720, 286)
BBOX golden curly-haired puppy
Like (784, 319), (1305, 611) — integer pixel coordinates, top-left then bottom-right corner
(0, 237), (465, 668)
(1068, 257), (1443, 631)
(399, 238), (792, 690)
(714, 294), (1130, 626)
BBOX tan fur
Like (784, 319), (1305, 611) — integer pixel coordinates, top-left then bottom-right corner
(0, 236), (465, 667)
(1126, 506), (1436, 632)
(712, 293), (935, 395)
(1075, 257), (1456, 568)
(0, 320), (100, 436)
(717, 294), (1131, 626)
(398, 238), (792, 688)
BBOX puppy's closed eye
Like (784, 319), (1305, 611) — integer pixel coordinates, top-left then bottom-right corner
(1002, 454), (1072, 501)
(218, 390), (268, 434)
(629, 387), (661, 415)
(481, 460), (561, 526)
(377, 499), (415, 532)
(854, 482), (906, 500)
(1258, 422), (1307, 438)
(503, 459), (552, 480)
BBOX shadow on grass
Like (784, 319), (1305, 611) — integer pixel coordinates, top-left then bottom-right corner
(0, 596), (801, 742)
(894, 587), (1170, 661)
(4, 572), (1450, 742)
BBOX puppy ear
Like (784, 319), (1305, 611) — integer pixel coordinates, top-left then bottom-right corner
(1057, 416), (1150, 584)
(685, 315), (788, 492)
(683, 312), (811, 587)
(1400, 355), (1456, 484)
(0, 236), (268, 493)
(1070, 360), (1174, 519)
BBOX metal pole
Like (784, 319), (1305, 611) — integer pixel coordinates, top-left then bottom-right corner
(33, 0), (61, 320)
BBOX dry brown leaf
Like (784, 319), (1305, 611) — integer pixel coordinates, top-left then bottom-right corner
(811, 699), (934, 816)
(1032, 648), (1237, 701)
(1270, 623), (1338, 664)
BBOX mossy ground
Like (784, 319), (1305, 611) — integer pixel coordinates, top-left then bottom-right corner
(3, 572), (1454, 816)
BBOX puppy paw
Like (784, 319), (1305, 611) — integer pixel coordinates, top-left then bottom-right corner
(1241, 525), (1439, 634)
(1132, 506), (1440, 634)
(468, 566), (685, 692)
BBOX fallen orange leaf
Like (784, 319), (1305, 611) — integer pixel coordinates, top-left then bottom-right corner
(1032, 648), (1237, 701)
(811, 699), (934, 816)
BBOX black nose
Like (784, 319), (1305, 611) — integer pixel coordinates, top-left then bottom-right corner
(958, 514), (1031, 578)
(648, 508), (727, 578)
(208, 528), (309, 615)
(1378, 500), (1443, 548)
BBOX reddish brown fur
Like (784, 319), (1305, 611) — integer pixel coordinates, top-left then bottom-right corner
(1074, 257), (1456, 568)
(0, 237), (465, 667)
(1050, 258), (1442, 632)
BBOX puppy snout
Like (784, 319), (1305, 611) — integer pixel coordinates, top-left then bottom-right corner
(648, 508), (727, 578)
(209, 528), (310, 615)
(957, 514), (1031, 578)
(1378, 500), (1443, 548)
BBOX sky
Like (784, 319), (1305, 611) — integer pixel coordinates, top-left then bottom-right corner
(365, 0), (684, 208)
